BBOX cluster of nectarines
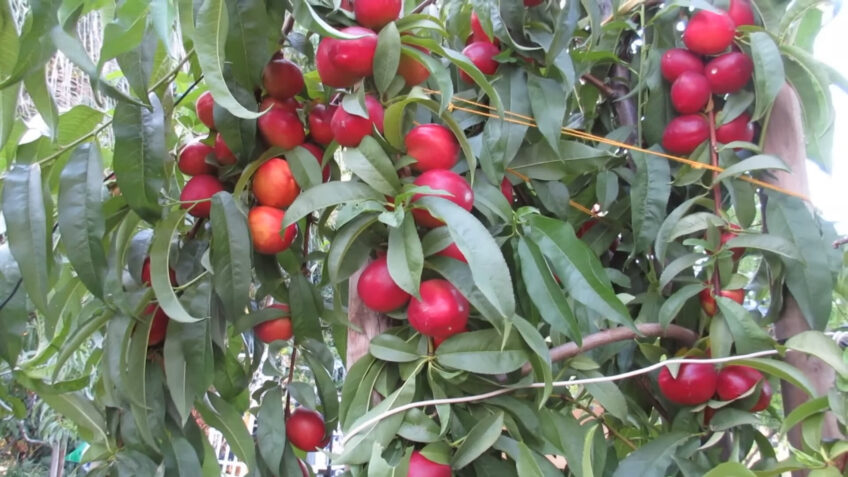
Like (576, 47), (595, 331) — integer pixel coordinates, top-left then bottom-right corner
(658, 361), (772, 419)
(661, 1), (756, 155)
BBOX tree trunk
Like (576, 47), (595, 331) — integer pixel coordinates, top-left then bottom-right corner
(346, 259), (391, 370)
(763, 84), (842, 476)
(48, 436), (66, 477)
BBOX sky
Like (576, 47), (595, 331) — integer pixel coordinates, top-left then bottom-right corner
(811, 3), (848, 233)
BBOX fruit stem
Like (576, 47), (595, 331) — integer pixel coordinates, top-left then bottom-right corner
(707, 107), (723, 296)
(284, 347), (298, 417)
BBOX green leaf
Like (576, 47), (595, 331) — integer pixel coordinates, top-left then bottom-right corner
(327, 212), (381, 283)
(346, 136), (402, 196)
(716, 296), (773, 354)
(658, 284), (703, 328)
(193, 0), (262, 119)
(716, 155), (789, 181)
(750, 31), (785, 121)
(722, 233), (801, 260)
(2, 163), (51, 317)
(225, 0), (274, 90)
(479, 66), (530, 182)
(780, 396), (828, 435)
(397, 407), (441, 443)
(369, 333), (420, 363)
(611, 432), (690, 477)
(302, 348), (340, 431)
(23, 68), (58, 139)
(167, 436), (204, 477)
(524, 215), (633, 329)
(631, 149), (671, 254)
(417, 197), (515, 321)
(286, 145), (324, 190)
(716, 90), (755, 126)
(113, 93), (166, 223)
(58, 143), (107, 298)
(435, 329), (528, 374)
(516, 237), (581, 342)
(212, 82), (258, 163)
(289, 274), (324, 344)
(400, 45), (454, 113)
(732, 358), (816, 396)
(374, 22), (401, 94)
(667, 212), (725, 242)
(292, 1), (375, 39)
(0, 83), (18, 150)
(527, 74), (567, 153)
(40, 392), (112, 449)
(99, 0), (149, 69)
(283, 182), (384, 227)
(516, 441), (544, 477)
(451, 411), (504, 469)
(704, 462), (756, 477)
(659, 253), (704, 289)
(151, 208), (203, 323)
(116, 26), (157, 101)
(387, 213), (423, 297)
(164, 320), (214, 424)
(257, 388), (285, 472)
(786, 331), (848, 379)
(210, 192), (252, 319)
(197, 393), (257, 470)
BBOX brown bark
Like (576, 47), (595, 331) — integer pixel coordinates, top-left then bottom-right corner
(763, 84), (841, 475)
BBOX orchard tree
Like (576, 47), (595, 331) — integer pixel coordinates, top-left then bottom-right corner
(0, 0), (847, 476)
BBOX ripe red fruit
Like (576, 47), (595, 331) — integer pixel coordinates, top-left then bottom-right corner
(308, 104), (336, 146)
(405, 124), (460, 172)
(728, 0), (756, 27)
(258, 107), (306, 150)
(286, 408), (326, 452)
(436, 242), (467, 263)
(409, 450), (452, 477)
(720, 224), (744, 261)
(316, 38), (359, 88)
(705, 52), (754, 94)
(407, 279), (469, 338)
(460, 41), (500, 83)
(411, 170), (474, 228)
(501, 177), (515, 204)
(145, 303), (169, 346)
(657, 362), (718, 405)
(717, 365), (762, 399)
(214, 133), (237, 165)
(432, 325), (466, 349)
(178, 141), (216, 176)
(700, 287), (745, 316)
(356, 256), (411, 312)
(252, 158), (299, 209)
(254, 303), (293, 343)
(327, 26), (379, 78)
(260, 96), (300, 114)
(330, 95), (384, 147)
(751, 379), (772, 412)
(716, 112), (755, 146)
(682, 10), (736, 55)
(141, 257), (177, 287)
(354, 0), (401, 30)
(263, 56), (305, 101)
(670, 71), (711, 114)
(248, 206), (297, 255)
(661, 114), (709, 155)
(661, 48), (704, 82)
(397, 46), (430, 86)
(180, 175), (224, 218)
(302, 142), (330, 181)
(525, 0), (544, 6)
(470, 12), (498, 45)
(195, 91), (215, 129)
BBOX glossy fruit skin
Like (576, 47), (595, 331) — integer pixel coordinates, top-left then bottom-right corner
(248, 206), (298, 255)
(670, 71), (711, 114)
(195, 91), (215, 129)
(145, 303), (169, 346)
(180, 175), (224, 218)
(717, 365), (762, 399)
(263, 57), (304, 101)
(436, 242), (467, 263)
(260, 96), (300, 113)
(661, 114), (709, 155)
(750, 379), (772, 412)
(354, 0), (401, 29)
(408, 450), (452, 477)
(407, 279), (470, 338)
(728, 0), (756, 27)
(682, 10), (736, 55)
(411, 170), (474, 228)
(705, 52), (754, 94)
(253, 158), (300, 209)
(178, 141), (216, 176)
(302, 142), (330, 181)
(432, 325), (466, 349)
(254, 303), (293, 343)
(700, 287), (745, 316)
(405, 124), (460, 172)
(356, 256), (411, 312)
(715, 112), (755, 144)
(308, 104), (336, 145)
(141, 257), (177, 287)
(469, 12), (498, 45)
(327, 26), (379, 78)
(316, 38), (359, 88)
(460, 41), (500, 83)
(657, 362), (718, 405)
(286, 408), (326, 452)
(524, 0), (544, 6)
(501, 177), (514, 204)
(661, 48), (704, 82)
(397, 46), (430, 86)
(214, 133), (237, 165)
(720, 224), (744, 261)
(258, 107), (306, 150)
(330, 95), (384, 147)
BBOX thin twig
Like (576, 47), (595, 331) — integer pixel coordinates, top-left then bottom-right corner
(581, 74), (616, 98)
(411, 0), (436, 14)
(284, 347), (298, 418)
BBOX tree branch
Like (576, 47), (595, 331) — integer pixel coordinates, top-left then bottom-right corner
(581, 74), (616, 98)
(411, 0), (436, 14)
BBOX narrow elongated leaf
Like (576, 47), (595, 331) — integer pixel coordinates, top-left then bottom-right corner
(716, 297), (773, 354)
(283, 182), (384, 227)
(611, 432), (690, 477)
(2, 163), (51, 316)
(99, 0), (149, 68)
(40, 392), (112, 449)
(527, 74), (566, 153)
(23, 68), (58, 139)
(655, 197), (701, 260)
(374, 22), (401, 94)
(723, 233), (800, 260)
(369, 334), (420, 363)
(327, 212), (381, 283)
(210, 192), (252, 319)
(400, 45), (453, 113)
(225, 0), (274, 90)
(517, 237), (580, 342)
(197, 393), (257, 470)
(786, 331), (848, 378)
(346, 137), (401, 195)
(116, 26), (157, 101)
(704, 462), (756, 477)
(516, 442), (544, 477)
(451, 411), (504, 469)
(658, 284), (703, 328)
(113, 93), (165, 223)
(164, 320), (214, 424)
(750, 32), (785, 120)
(387, 213), (423, 297)
(631, 150), (671, 254)
(212, 82), (257, 162)
(716, 154), (789, 181)
(151, 208), (203, 322)
(302, 349), (340, 431)
(257, 388), (285, 471)
(659, 253), (704, 289)
(436, 329), (528, 374)
(193, 0), (262, 118)
(58, 143), (107, 297)
(167, 436), (204, 477)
